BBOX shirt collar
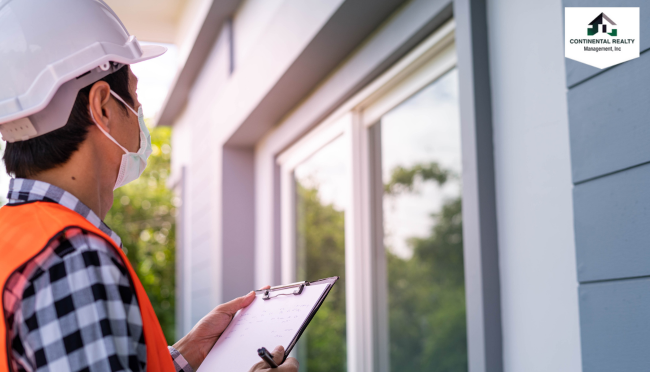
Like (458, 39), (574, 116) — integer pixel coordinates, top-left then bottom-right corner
(6, 178), (122, 247)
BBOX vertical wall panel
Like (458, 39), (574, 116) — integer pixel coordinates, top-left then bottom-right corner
(488, 0), (582, 369)
(183, 22), (233, 327)
(222, 146), (256, 302)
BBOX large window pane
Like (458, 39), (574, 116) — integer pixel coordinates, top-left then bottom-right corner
(294, 137), (347, 372)
(378, 68), (467, 371)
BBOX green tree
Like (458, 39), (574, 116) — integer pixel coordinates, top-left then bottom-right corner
(384, 162), (450, 196)
(385, 162), (467, 372)
(104, 123), (177, 344)
(274, 161), (466, 372)
(295, 182), (347, 372)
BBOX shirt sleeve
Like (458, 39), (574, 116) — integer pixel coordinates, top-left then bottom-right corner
(9, 228), (148, 372)
(168, 346), (194, 372)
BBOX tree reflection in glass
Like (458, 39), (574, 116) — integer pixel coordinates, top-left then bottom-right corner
(294, 137), (347, 372)
(379, 68), (468, 372)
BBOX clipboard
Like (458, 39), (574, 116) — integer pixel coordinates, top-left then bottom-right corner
(197, 276), (339, 371)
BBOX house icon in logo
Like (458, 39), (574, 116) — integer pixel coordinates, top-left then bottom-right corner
(588, 13), (617, 36)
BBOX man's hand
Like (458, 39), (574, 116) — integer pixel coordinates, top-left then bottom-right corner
(248, 346), (299, 372)
(173, 289), (264, 370)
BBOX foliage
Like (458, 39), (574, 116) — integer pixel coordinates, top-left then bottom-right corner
(294, 161), (466, 372)
(387, 197), (466, 371)
(295, 183), (347, 372)
(104, 124), (177, 344)
(385, 162), (467, 372)
(384, 162), (451, 196)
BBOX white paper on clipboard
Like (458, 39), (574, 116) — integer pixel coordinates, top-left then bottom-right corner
(197, 283), (330, 372)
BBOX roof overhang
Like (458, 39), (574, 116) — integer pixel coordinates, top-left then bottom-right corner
(223, 0), (415, 147)
(155, 0), (242, 126)
(156, 0), (416, 130)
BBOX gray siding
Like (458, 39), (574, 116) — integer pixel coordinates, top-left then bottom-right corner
(566, 0), (650, 369)
(564, 0), (650, 88)
(568, 51), (650, 183)
(574, 162), (650, 282)
(579, 278), (650, 372)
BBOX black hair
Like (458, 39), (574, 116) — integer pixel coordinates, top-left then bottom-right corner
(2, 65), (134, 178)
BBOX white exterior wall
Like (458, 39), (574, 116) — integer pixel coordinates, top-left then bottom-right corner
(233, 0), (286, 67)
(171, 22), (232, 333)
(487, 0), (582, 371)
(171, 0), (347, 332)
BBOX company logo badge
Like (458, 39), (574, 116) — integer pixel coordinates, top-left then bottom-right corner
(565, 7), (639, 69)
(588, 13), (617, 36)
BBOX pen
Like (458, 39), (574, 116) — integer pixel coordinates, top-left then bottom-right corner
(258, 347), (278, 368)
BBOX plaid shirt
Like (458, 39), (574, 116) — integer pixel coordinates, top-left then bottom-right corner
(2, 179), (192, 372)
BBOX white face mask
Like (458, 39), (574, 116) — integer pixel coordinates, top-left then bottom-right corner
(89, 90), (152, 190)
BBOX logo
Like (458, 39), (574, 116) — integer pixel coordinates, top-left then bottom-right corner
(565, 7), (639, 69)
(588, 13), (616, 36)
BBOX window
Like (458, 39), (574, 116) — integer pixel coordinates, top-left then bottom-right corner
(275, 20), (461, 372)
(371, 68), (466, 371)
(294, 137), (348, 372)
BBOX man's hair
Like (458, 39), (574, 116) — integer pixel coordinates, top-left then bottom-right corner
(3, 65), (134, 178)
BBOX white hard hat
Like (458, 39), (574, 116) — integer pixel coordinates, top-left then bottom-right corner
(0, 0), (166, 142)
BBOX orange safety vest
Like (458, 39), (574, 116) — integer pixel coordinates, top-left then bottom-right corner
(0, 201), (176, 372)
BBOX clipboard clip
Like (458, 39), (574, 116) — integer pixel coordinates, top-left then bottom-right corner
(262, 281), (309, 300)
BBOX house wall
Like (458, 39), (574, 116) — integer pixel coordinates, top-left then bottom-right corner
(487, 0), (582, 371)
(170, 0), (351, 333)
(564, 1), (650, 371)
(171, 109), (191, 338)
(232, 0), (285, 67)
(170, 0), (593, 369)
(170, 21), (232, 335)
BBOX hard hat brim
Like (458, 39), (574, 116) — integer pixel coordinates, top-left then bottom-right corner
(134, 44), (168, 63)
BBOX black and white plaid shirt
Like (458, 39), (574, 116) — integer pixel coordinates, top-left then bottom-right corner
(2, 179), (192, 372)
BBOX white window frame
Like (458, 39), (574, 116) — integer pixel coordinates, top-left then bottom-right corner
(275, 19), (457, 372)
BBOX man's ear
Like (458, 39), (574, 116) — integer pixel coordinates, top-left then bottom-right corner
(88, 81), (113, 132)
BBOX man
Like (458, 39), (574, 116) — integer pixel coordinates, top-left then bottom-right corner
(0, 1), (298, 371)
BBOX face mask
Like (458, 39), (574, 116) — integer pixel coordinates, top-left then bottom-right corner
(89, 90), (152, 190)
